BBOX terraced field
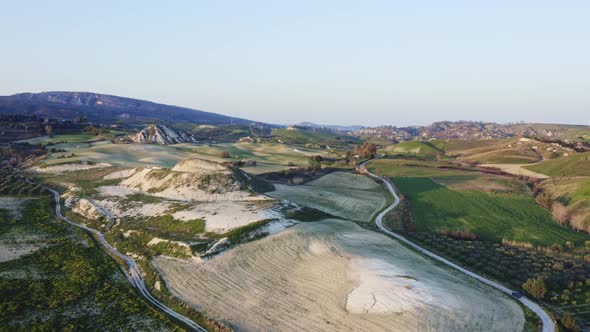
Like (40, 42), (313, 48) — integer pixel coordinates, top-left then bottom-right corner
(154, 219), (524, 332)
(266, 172), (387, 222)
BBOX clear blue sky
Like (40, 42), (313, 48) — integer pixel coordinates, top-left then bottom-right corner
(1, 1), (589, 126)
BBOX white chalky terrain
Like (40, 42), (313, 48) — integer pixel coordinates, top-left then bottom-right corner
(153, 219), (524, 332)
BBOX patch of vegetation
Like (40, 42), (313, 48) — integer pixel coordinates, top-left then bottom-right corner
(124, 215), (205, 241)
(284, 206), (333, 222)
(224, 219), (275, 244)
(0, 198), (176, 330)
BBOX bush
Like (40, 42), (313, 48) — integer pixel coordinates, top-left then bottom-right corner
(220, 151), (231, 158)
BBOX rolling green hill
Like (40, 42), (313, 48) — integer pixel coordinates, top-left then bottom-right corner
(524, 152), (590, 177)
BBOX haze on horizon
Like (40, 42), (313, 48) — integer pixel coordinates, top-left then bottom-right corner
(1, 0), (589, 127)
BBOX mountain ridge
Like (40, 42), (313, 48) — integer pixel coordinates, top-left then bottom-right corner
(0, 91), (260, 126)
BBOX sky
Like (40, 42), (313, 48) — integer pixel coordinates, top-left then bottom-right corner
(1, 0), (589, 126)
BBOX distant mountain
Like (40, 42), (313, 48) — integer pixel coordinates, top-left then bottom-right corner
(122, 124), (197, 145)
(296, 122), (364, 132)
(0, 91), (260, 126)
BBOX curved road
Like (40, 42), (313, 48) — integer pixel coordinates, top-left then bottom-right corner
(47, 188), (207, 332)
(359, 159), (555, 332)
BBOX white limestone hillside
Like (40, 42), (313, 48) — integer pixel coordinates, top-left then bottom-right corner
(121, 158), (265, 201)
(126, 124), (197, 144)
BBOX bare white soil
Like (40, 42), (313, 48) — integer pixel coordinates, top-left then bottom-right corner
(93, 187), (280, 233)
(103, 169), (135, 180)
(0, 234), (45, 262)
(0, 197), (31, 218)
(154, 219), (524, 332)
(172, 201), (277, 233)
(33, 162), (112, 173)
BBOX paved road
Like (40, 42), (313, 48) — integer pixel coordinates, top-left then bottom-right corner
(46, 188), (207, 332)
(359, 159), (555, 332)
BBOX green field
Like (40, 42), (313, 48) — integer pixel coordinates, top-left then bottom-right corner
(524, 152), (590, 177)
(266, 172), (387, 222)
(271, 128), (359, 146)
(368, 159), (587, 245)
(393, 177), (586, 245)
(383, 141), (443, 159)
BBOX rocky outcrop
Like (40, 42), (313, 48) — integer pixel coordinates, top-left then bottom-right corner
(125, 125), (197, 144)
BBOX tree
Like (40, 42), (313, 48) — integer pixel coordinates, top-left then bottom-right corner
(522, 277), (546, 300)
(561, 312), (579, 331)
(307, 155), (323, 171)
(44, 125), (54, 137)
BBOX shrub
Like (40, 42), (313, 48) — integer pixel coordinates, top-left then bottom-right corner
(220, 151), (231, 158)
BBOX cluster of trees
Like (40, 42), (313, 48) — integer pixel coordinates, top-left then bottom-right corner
(410, 232), (590, 305)
(348, 142), (377, 160)
(84, 125), (110, 136)
(307, 155), (323, 171)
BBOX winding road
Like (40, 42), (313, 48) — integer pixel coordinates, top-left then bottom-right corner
(359, 159), (555, 332)
(46, 188), (207, 332)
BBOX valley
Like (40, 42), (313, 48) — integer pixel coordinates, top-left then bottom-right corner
(2, 99), (590, 331)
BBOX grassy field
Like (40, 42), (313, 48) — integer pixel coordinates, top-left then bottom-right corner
(394, 177), (586, 245)
(41, 142), (197, 168)
(271, 128), (359, 146)
(266, 172), (387, 222)
(175, 142), (335, 174)
(369, 159), (587, 245)
(524, 152), (590, 177)
(383, 141), (443, 159)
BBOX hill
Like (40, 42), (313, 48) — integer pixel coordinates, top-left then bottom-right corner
(121, 124), (197, 144)
(524, 152), (590, 177)
(352, 121), (590, 145)
(0, 91), (260, 126)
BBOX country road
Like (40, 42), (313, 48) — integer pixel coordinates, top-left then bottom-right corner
(46, 188), (207, 332)
(359, 159), (556, 332)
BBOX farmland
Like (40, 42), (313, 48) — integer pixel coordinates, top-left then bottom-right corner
(266, 172), (388, 222)
(154, 219), (524, 332)
(369, 158), (586, 245)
